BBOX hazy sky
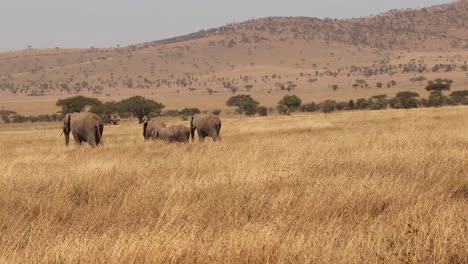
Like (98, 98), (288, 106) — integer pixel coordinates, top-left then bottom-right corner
(0, 0), (455, 51)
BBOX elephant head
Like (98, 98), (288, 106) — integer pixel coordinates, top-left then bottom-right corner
(62, 113), (71, 146)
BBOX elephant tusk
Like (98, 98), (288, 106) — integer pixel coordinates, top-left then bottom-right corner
(60, 131), (63, 136)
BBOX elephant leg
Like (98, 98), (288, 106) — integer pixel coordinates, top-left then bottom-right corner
(72, 133), (81, 145)
(197, 129), (205, 142)
(87, 135), (97, 147)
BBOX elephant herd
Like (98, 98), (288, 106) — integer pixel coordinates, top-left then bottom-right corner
(62, 112), (222, 147)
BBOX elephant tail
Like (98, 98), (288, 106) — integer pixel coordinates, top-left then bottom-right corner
(95, 124), (104, 146)
(190, 116), (195, 142)
(216, 122), (222, 141)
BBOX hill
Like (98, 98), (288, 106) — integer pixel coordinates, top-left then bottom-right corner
(0, 0), (467, 114)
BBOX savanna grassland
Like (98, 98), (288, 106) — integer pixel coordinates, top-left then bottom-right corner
(0, 107), (467, 263)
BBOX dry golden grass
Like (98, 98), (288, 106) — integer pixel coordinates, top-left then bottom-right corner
(0, 107), (467, 263)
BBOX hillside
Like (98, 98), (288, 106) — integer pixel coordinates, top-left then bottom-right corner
(0, 0), (467, 114)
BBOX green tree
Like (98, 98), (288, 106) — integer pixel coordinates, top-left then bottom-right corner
(226, 95), (259, 116)
(276, 104), (289, 115)
(179, 107), (201, 117)
(278, 95), (302, 112)
(56, 96), (102, 114)
(389, 91), (420, 109)
(90, 101), (120, 125)
(301, 102), (319, 112)
(256, 106), (268, 116)
(449, 90), (468, 105)
(118, 96), (165, 123)
(0, 109), (17, 124)
(425, 79), (453, 92)
(368, 94), (388, 110)
(320, 100), (337, 113)
(355, 98), (369, 109)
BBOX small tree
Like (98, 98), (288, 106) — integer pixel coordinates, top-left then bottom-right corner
(56, 96), (102, 114)
(90, 101), (120, 125)
(257, 106), (268, 116)
(301, 102), (319, 112)
(389, 91), (420, 109)
(0, 109), (17, 124)
(368, 95), (388, 110)
(449, 90), (468, 105)
(278, 95), (302, 112)
(180, 107), (201, 117)
(226, 95), (259, 115)
(320, 100), (337, 113)
(118, 96), (165, 123)
(276, 104), (289, 115)
(425, 79), (452, 92)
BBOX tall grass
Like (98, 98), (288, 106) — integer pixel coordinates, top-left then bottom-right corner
(0, 107), (467, 263)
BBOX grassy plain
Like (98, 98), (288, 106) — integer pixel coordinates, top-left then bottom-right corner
(0, 107), (467, 263)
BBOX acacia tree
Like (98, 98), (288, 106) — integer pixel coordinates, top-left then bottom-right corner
(56, 96), (102, 114)
(425, 79), (452, 92)
(278, 95), (302, 113)
(118, 96), (165, 123)
(226, 94), (259, 116)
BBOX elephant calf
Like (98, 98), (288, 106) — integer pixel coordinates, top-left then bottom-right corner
(63, 112), (104, 147)
(190, 113), (221, 142)
(152, 125), (190, 143)
(142, 116), (166, 140)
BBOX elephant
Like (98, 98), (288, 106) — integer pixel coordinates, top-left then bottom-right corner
(142, 116), (166, 140)
(190, 113), (221, 142)
(152, 125), (190, 143)
(62, 112), (104, 147)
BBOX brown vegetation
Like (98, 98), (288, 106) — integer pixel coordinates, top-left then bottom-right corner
(0, 107), (467, 263)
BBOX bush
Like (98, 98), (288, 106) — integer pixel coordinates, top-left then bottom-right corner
(355, 98), (369, 109)
(389, 91), (420, 109)
(118, 96), (164, 123)
(257, 106), (268, 116)
(212, 110), (222, 115)
(320, 100), (337, 113)
(336, 102), (349, 111)
(56, 96), (102, 114)
(277, 104), (289, 115)
(180, 107), (201, 117)
(368, 95), (388, 110)
(226, 95), (259, 116)
(278, 95), (302, 112)
(301, 102), (319, 112)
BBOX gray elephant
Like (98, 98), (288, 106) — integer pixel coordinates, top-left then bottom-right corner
(152, 125), (190, 143)
(63, 112), (104, 147)
(190, 113), (221, 142)
(142, 116), (166, 140)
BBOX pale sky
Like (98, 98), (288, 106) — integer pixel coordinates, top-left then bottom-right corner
(0, 0), (455, 51)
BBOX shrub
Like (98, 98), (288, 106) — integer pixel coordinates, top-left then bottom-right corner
(226, 95), (259, 116)
(180, 107), (201, 117)
(257, 106), (268, 116)
(56, 96), (102, 114)
(118, 96), (165, 123)
(212, 110), (222, 115)
(277, 104), (289, 115)
(301, 102), (319, 112)
(320, 100), (337, 113)
(278, 95), (302, 112)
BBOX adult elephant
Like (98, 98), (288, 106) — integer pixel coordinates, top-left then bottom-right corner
(62, 112), (104, 147)
(190, 113), (221, 142)
(142, 116), (166, 140)
(152, 125), (190, 143)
